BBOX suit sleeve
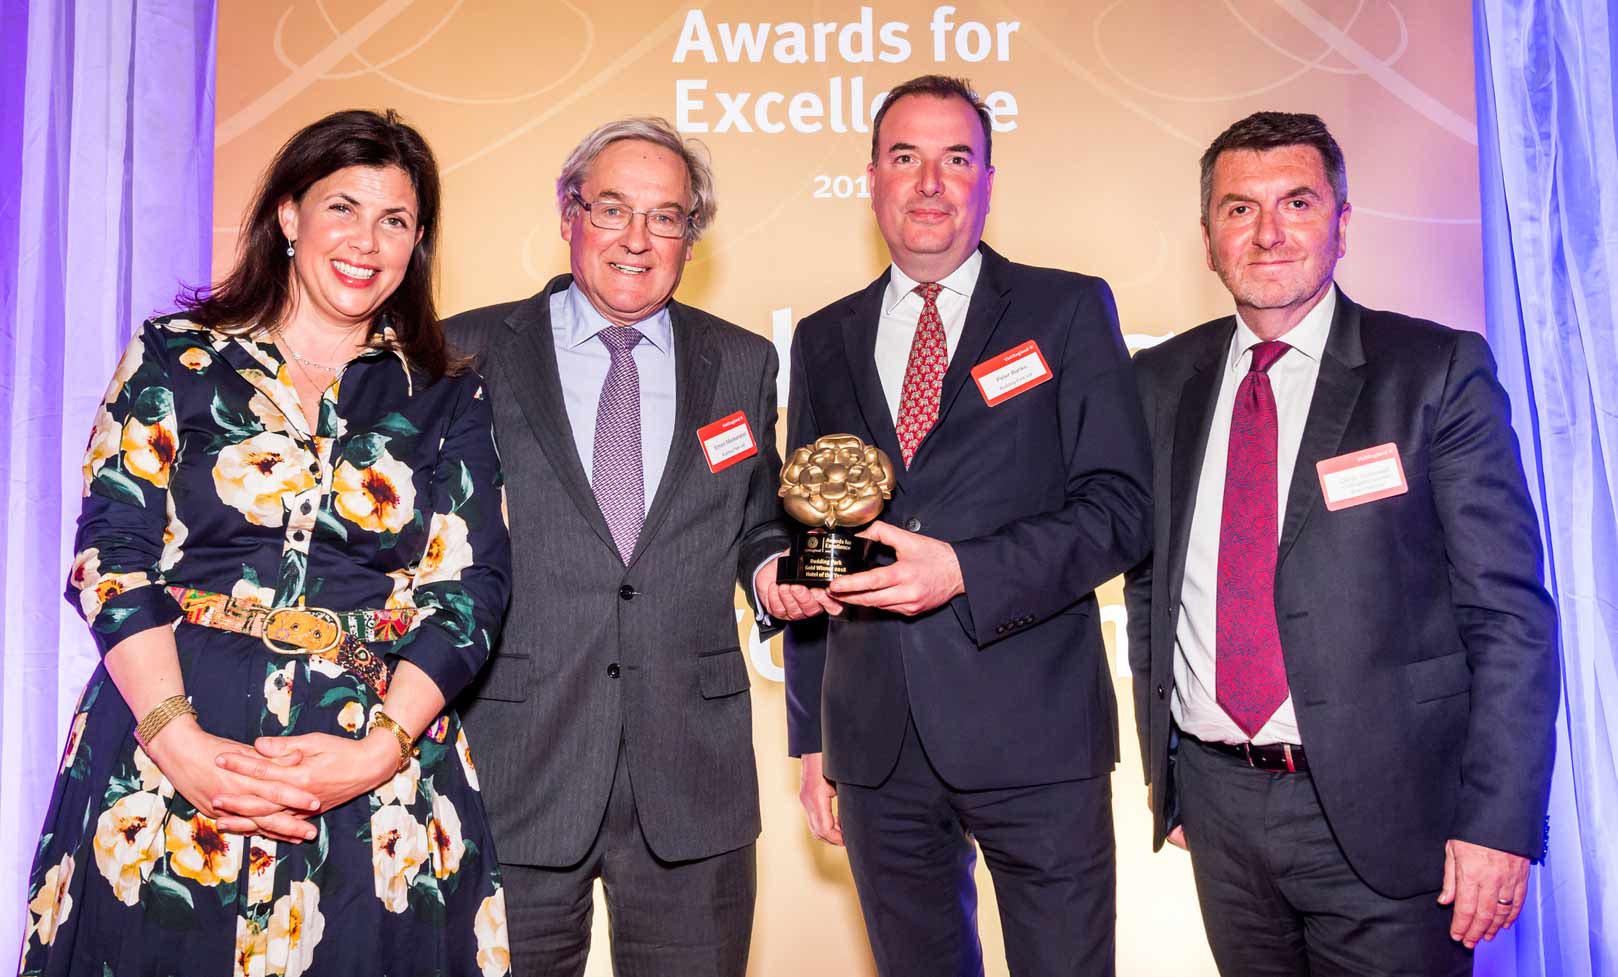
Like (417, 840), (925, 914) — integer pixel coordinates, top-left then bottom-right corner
(1433, 332), (1558, 859)
(951, 279), (1154, 648)
(1123, 350), (1159, 781)
(783, 325), (828, 756)
(737, 343), (793, 631)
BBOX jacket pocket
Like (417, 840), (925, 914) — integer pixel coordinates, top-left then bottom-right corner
(470, 653), (532, 702)
(1406, 651), (1471, 703)
(699, 647), (751, 699)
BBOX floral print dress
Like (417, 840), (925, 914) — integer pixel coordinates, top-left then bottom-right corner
(20, 316), (513, 977)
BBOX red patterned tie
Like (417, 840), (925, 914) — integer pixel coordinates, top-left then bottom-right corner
(894, 283), (947, 468)
(1216, 340), (1292, 738)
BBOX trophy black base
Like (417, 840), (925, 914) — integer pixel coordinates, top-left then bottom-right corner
(779, 528), (876, 586)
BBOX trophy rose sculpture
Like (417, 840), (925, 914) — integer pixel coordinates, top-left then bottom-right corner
(778, 434), (897, 585)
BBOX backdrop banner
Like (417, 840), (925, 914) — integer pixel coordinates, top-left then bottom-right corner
(214, 3), (1485, 974)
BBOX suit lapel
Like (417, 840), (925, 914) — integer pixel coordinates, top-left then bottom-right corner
(500, 277), (619, 556)
(913, 243), (1012, 468)
(1165, 321), (1234, 606)
(1277, 291), (1365, 570)
(631, 302), (720, 564)
(840, 273), (906, 472)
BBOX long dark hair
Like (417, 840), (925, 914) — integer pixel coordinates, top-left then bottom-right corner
(179, 109), (459, 379)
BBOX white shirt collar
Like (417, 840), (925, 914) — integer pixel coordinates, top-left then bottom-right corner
(882, 250), (984, 317)
(1229, 284), (1337, 375)
(562, 283), (674, 354)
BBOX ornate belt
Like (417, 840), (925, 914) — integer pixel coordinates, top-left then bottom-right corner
(166, 586), (414, 697)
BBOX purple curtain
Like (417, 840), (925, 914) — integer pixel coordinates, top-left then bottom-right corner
(0, 0), (215, 953)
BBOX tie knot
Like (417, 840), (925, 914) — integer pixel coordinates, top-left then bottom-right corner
(914, 282), (943, 303)
(598, 326), (642, 357)
(1248, 341), (1290, 375)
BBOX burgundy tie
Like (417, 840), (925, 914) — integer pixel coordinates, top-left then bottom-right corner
(1216, 340), (1291, 738)
(894, 283), (947, 468)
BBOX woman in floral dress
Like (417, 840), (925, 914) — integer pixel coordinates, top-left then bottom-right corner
(19, 110), (511, 977)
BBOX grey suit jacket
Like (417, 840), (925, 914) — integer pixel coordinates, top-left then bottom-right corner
(448, 275), (792, 866)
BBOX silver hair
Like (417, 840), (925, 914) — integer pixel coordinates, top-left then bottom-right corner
(555, 117), (716, 241)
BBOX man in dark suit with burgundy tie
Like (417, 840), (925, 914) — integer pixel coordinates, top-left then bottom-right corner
(1125, 111), (1559, 975)
(767, 75), (1153, 976)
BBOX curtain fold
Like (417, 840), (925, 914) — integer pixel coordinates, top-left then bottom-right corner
(1474, 1), (1618, 974)
(0, 0), (215, 954)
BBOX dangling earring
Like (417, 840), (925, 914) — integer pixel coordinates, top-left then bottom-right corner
(286, 241), (296, 257)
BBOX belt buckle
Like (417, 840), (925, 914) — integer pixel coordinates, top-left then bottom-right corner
(263, 607), (342, 655)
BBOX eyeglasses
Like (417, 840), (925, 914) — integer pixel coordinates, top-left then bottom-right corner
(569, 190), (692, 239)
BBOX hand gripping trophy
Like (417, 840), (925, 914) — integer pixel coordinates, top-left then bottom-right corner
(778, 434), (897, 585)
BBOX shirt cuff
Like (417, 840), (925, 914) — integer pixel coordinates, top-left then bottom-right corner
(751, 550), (792, 625)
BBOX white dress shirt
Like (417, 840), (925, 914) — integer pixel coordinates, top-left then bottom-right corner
(1172, 287), (1337, 746)
(875, 251), (983, 418)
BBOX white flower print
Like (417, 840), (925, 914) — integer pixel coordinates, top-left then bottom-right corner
(91, 789), (166, 906)
(370, 804), (429, 913)
(213, 431), (316, 527)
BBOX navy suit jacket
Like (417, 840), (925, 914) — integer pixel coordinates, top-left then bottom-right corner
(784, 243), (1153, 790)
(1124, 290), (1559, 897)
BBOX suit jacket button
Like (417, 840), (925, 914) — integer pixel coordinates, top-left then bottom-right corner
(607, 663), (621, 679)
(995, 624), (1007, 634)
(904, 517), (922, 533)
(1156, 684), (1166, 699)
(619, 585), (635, 601)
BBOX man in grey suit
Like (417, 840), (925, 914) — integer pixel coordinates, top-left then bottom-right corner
(447, 117), (796, 977)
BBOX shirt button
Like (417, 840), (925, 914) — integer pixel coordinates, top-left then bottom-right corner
(606, 663), (621, 679)
(293, 530), (305, 542)
(619, 585), (635, 601)
(300, 501), (312, 515)
(904, 517), (922, 533)
(307, 462), (319, 474)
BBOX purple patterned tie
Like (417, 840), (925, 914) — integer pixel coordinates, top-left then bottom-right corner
(592, 326), (644, 562)
(1216, 340), (1291, 738)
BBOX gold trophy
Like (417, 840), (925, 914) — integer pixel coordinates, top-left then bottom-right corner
(779, 434), (897, 585)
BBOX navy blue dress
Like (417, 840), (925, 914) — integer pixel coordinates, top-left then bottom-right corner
(20, 317), (513, 977)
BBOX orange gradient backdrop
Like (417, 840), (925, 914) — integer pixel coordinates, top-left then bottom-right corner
(215, 3), (1483, 973)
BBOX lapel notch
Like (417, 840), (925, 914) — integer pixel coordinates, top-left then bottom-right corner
(500, 275), (619, 556)
(840, 273), (906, 472)
(630, 303), (720, 564)
(1165, 321), (1234, 604)
(1277, 290), (1366, 569)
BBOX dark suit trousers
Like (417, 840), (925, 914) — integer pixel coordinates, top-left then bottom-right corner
(1176, 736), (1472, 976)
(503, 739), (756, 977)
(838, 717), (1115, 977)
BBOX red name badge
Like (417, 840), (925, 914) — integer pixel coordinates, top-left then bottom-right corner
(1315, 443), (1409, 511)
(697, 411), (758, 473)
(971, 340), (1053, 407)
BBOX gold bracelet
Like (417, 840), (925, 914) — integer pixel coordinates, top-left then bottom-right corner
(135, 694), (196, 748)
(368, 709), (418, 773)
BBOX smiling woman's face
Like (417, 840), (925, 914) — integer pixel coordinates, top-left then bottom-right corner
(277, 164), (422, 332)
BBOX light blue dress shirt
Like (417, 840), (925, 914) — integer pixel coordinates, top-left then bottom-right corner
(550, 285), (677, 513)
